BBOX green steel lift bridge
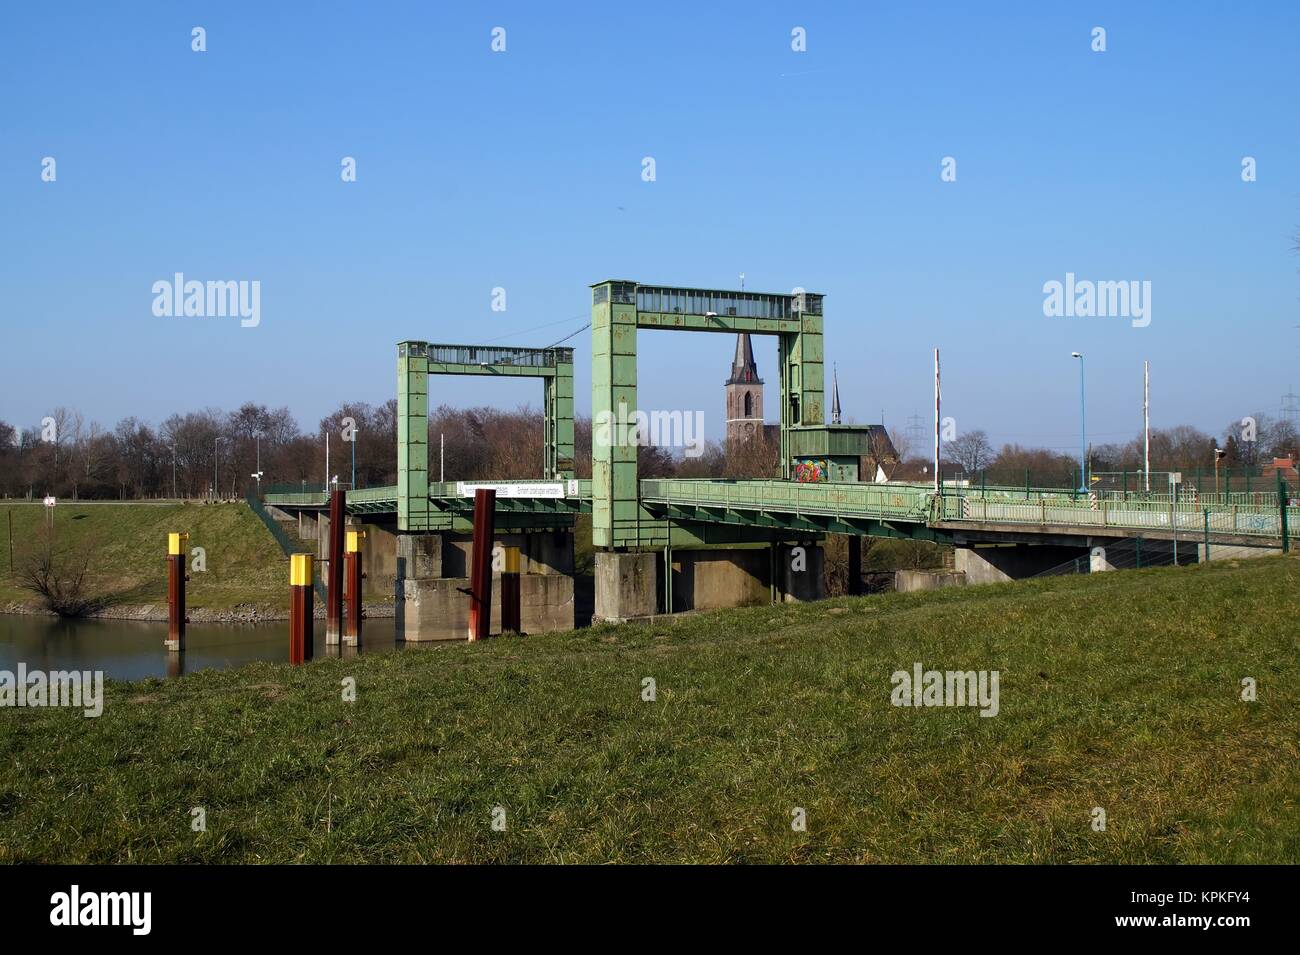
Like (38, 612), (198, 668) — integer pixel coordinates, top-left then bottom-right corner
(264, 283), (1296, 551)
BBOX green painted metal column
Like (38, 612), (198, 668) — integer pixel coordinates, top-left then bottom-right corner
(797, 310), (825, 427)
(544, 347), (576, 480)
(777, 297), (826, 479)
(397, 341), (430, 531)
(591, 282), (639, 548)
(557, 349), (575, 480)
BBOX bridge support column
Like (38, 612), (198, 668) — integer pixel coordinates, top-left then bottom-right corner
(397, 531), (575, 640)
(395, 533), (441, 641)
(848, 536), (863, 596)
(667, 547), (769, 612)
(955, 544), (1088, 583)
(776, 542), (825, 603)
(1089, 546), (1116, 572)
(594, 552), (657, 623)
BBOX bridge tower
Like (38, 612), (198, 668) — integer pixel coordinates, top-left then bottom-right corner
(590, 280), (826, 551)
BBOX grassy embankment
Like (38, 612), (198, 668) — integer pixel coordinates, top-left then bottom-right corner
(0, 501), (290, 612)
(1, 554), (1295, 863)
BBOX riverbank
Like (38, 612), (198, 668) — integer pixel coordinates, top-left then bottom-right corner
(2, 554), (1295, 863)
(1, 500), (309, 613)
(0, 599), (395, 623)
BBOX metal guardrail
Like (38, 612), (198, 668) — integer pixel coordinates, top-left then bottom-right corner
(245, 491), (326, 601)
(639, 479), (933, 520)
(263, 477), (1292, 544)
(264, 481), (591, 511)
(958, 482), (1282, 509)
(936, 490), (1295, 539)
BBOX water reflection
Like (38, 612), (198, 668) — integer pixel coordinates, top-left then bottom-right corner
(0, 614), (402, 681)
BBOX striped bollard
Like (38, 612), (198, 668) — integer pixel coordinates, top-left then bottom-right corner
(166, 532), (189, 652)
(289, 553), (314, 665)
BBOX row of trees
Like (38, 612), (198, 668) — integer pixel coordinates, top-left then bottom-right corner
(3, 401), (1295, 500)
(0, 401), (780, 500)
(889, 412), (1300, 486)
(0, 403), (396, 500)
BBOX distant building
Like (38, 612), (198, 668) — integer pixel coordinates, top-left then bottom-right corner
(725, 334), (776, 444)
(1261, 455), (1299, 483)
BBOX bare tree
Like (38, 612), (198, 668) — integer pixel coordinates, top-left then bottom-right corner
(19, 526), (103, 617)
(949, 429), (994, 475)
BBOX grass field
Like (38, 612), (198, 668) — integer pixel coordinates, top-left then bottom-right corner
(0, 501), (288, 612)
(1, 553), (1295, 863)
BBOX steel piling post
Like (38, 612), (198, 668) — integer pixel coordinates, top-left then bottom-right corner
(344, 528), (365, 647)
(468, 488), (496, 641)
(326, 488), (345, 644)
(289, 554), (314, 664)
(166, 532), (188, 652)
(501, 545), (521, 633)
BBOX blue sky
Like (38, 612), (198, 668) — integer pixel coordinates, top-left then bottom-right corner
(2, 1), (1297, 451)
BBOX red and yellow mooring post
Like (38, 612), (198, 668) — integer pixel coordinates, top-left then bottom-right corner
(501, 545), (521, 634)
(343, 528), (365, 647)
(289, 553), (314, 664)
(325, 488), (346, 645)
(467, 487), (496, 641)
(166, 532), (189, 651)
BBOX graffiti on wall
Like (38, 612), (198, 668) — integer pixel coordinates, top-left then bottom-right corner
(794, 458), (829, 483)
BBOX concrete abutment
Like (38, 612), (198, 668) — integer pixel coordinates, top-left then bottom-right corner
(594, 542), (826, 622)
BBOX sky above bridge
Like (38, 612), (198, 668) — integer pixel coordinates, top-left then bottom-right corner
(2, 2), (1298, 452)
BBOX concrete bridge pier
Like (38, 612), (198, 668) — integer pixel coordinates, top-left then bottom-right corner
(396, 530), (576, 641)
(594, 541), (826, 622)
(956, 544), (1093, 583)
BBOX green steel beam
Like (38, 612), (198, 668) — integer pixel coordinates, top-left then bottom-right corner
(590, 280), (827, 548)
(396, 341), (575, 530)
(636, 313), (801, 334)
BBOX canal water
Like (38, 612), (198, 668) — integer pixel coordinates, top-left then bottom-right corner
(0, 614), (403, 681)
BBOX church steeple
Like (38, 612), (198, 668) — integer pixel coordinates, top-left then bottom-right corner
(727, 333), (762, 385)
(725, 333), (765, 443)
(831, 364), (842, 424)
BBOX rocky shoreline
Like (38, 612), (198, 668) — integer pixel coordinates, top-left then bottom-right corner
(1, 599), (397, 624)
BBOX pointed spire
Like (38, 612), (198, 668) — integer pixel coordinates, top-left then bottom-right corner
(727, 333), (762, 385)
(831, 364), (842, 424)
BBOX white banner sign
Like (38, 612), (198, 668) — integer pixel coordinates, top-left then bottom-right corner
(43, 496), (57, 508)
(455, 482), (567, 499)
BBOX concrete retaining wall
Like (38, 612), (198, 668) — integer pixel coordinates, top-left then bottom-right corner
(398, 574), (574, 641)
(895, 569), (967, 592)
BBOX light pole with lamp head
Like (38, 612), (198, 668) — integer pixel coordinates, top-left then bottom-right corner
(1071, 352), (1086, 493)
(213, 436), (227, 501)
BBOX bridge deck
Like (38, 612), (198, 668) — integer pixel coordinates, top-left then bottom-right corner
(262, 479), (1294, 547)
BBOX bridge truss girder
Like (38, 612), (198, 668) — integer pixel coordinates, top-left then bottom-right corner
(591, 280), (826, 549)
(397, 341), (575, 531)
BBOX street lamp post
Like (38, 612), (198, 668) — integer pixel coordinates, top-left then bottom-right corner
(213, 436), (226, 501)
(251, 433), (264, 495)
(1071, 352), (1086, 493)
